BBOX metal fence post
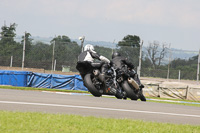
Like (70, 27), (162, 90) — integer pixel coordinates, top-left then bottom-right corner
(22, 31), (26, 70)
(197, 49), (200, 82)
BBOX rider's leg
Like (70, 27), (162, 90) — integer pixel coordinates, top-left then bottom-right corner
(129, 69), (144, 88)
(99, 63), (109, 82)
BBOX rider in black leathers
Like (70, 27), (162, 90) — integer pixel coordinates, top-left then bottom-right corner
(111, 52), (143, 88)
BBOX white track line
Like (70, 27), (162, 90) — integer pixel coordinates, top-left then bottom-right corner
(0, 100), (200, 118)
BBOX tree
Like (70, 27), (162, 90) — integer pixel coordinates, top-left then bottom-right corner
(0, 23), (19, 55)
(116, 35), (141, 67)
(49, 35), (81, 71)
(146, 41), (167, 68)
(0, 23), (17, 45)
(117, 35), (140, 48)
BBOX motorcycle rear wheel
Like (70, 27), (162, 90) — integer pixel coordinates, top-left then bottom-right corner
(84, 74), (102, 97)
(139, 91), (146, 101)
(121, 80), (138, 100)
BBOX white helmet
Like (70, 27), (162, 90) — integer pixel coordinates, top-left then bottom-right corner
(84, 44), (95, 53)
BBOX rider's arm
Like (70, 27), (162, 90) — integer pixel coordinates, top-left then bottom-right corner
(99, 55), (110, 63)
(90, 51), (100, 60)
(90, 51), (110, 63)
(123, 58), (134, 69)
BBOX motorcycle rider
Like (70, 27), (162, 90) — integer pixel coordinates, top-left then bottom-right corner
(77, 44), (124, 97)
(111, 52), (144, 89)
(77, 44), (110, 80)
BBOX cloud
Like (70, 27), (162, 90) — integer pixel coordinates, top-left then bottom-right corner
(1, 0), (199, 29)
(101, 0), (200, 29)
(1, 0), (200, 51)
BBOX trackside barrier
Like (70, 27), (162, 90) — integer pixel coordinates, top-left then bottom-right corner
(0, 70), (30, 87)
(142, 80), (161, 97)
(142, 81), (200, 101)
(27, 73), (88, 91)
(187, 85), (200, 101)
(158, 82), (188, 99)
(0, 70), (200, 101)
(0, 70), (87, 91)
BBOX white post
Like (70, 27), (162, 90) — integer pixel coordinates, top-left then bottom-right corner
(54, 59), (56, 71)
(138, 40), (143, 78)
(137, 66), (139, 75)
(22, 31), (26, 70)
(178, 70), (181, 81)
(10, 56), (13, 67)
(51, 40), (55, 73)
(197, 49), (200, 82)
(167, 44), (171, 80)
(79, 36), (85, 53)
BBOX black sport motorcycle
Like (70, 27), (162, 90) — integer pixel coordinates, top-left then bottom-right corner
(115, 65), (146, 101)
(76, 61), (125, 98)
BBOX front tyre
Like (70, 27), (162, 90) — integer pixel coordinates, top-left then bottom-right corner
(84, 74), (102, 97)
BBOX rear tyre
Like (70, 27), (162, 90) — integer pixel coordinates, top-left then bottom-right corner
(115, 92), (123, 99)
(139, 92), (146, 101)
(84, 74), (102, 97)
(121, 80), (138, 100)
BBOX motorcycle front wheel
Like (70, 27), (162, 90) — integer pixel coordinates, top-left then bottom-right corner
(84, 74), (102, 97)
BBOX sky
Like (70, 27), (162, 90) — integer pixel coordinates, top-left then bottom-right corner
(0, 0), (200, 51)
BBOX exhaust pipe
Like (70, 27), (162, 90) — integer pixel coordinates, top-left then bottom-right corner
(128, 78), (139, 90)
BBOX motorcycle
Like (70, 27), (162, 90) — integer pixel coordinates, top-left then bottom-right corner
(115, 65), (146, 101)
(76, 61), (125, 98)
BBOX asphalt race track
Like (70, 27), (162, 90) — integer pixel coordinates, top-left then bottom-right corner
(0, 89), (199, 125)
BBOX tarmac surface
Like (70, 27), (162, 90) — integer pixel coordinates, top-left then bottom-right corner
(0, 89), (200, 125)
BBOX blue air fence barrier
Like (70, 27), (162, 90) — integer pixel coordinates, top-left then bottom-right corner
(27, 72), (88, 91)
(27, 73), (52, 88)
(0, 70), (88, 91)
(74, 75), (88, 91)
(0, 70), (30, 87)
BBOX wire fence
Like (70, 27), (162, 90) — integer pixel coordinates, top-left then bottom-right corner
(0, 37), (199, 81)
(141, 68), (197, 80)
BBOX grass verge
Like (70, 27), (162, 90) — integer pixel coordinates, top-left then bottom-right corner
(146, 97), (200, 107)
(0, 85), (89, 94)
(0, 111), (199, 133)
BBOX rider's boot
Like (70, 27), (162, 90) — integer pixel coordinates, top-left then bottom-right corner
(139, 84), (144, 89)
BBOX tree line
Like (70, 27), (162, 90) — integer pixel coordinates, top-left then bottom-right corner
(0, 23), (199, 80)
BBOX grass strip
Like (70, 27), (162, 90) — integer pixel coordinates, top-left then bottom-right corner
(0, 111), (199, 133)
(0, 85), (89, 94)
(146, 97), (200, 107)
(147, 99), (200, 107)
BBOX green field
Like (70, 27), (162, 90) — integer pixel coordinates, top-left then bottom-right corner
(0, 111), (199, 133)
